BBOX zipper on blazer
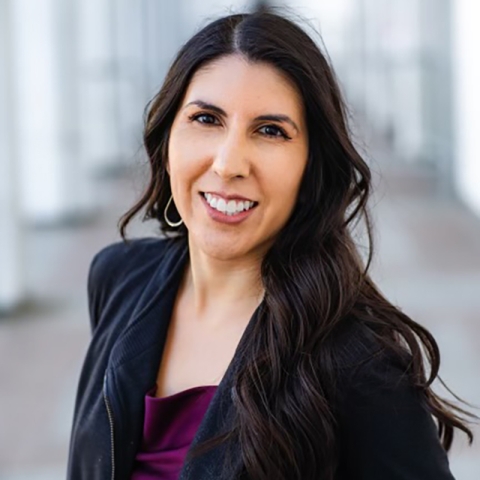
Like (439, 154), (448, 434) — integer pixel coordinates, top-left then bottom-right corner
(103, 372), (116, 480)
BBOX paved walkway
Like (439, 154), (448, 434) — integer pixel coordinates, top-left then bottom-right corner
(0, 157), (479, 479)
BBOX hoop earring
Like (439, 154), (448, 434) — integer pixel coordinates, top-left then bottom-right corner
(164, 195), (183, 227)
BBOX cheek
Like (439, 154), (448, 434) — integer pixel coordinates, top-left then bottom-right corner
(269, 166), (306, 229)
(169, 127), (213, 175)
(264, 155), (307, 205)
(274, 183), (301, 221)
(167, 132), (212, 213)
(168, 140), (197, 184)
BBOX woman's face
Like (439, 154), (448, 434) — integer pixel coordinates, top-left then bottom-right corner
(167, 54), (308, 261)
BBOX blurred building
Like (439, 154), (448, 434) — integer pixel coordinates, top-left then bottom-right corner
(1, 1), (479, 479)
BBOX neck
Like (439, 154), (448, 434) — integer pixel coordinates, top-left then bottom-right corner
(183, 238), (265, 322)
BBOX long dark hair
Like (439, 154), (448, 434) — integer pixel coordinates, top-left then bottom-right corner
(119, 10), (476, 480)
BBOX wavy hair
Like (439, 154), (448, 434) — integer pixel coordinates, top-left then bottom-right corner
(119, 10), (475, 480)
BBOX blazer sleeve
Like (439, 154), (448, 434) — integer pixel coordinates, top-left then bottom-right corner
(337, 351), (456, 479)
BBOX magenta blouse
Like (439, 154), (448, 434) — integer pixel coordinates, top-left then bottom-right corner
(130, 384), (218, 480)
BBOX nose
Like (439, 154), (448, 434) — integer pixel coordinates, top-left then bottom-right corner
(212, 128), (251, 180)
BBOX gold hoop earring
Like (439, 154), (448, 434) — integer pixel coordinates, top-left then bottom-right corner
(164, 195), (183, 227)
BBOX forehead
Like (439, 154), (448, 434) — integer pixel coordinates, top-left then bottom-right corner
(182, 55), (305, 117)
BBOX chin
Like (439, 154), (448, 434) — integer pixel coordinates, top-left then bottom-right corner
(190, 230), (254, 262)
(203, 240), (249, 261)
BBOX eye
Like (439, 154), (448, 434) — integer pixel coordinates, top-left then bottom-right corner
(189, 112), (220, 125)
(258, 124), (291, 140)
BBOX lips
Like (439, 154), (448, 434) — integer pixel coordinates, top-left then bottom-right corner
(200, 191), (256, 202)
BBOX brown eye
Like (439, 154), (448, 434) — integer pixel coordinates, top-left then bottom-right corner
(258, 124), (290, 139)
(190, 113), (219, 125)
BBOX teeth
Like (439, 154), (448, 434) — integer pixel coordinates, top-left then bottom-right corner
(217, 198), (227, 213)
(227, 200), (236, 214)
(203, 193), (255, 215)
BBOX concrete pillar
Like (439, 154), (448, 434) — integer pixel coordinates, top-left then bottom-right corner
(77, 0), (122, 176)
(10, 0), (89, 224)
(360, 0), (393, 140)
(419, 0), (454, 191)
(111, 0), (147, 162)
(376, 0), (424, 162)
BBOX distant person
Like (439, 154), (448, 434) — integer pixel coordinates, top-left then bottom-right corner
(67, 9), (475, 480)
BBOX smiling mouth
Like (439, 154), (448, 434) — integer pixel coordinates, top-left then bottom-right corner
(200, 192), (258, 216)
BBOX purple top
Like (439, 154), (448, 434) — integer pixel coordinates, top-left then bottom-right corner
(130, 384), (218, 480)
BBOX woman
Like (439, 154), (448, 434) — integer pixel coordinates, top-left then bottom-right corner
(67, 10), (475, 480)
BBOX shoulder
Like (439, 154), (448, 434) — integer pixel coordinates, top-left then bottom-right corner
(334, 318), (414, 400)
(329, 316), (420, 416)
(89, 236), (171, 272)
(332, 320), (454, 478)
(86, 235), (186, 331)
(88, 235), (183, 288)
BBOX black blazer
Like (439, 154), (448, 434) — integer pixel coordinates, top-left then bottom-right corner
(67, 236), (456, 480)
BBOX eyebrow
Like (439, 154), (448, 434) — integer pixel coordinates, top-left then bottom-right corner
(184, 100), (300, 133)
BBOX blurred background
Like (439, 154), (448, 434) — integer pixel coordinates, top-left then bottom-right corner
(0, 0), (479, 478)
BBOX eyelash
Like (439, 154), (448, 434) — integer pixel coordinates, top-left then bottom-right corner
(188, 112), (292, 140)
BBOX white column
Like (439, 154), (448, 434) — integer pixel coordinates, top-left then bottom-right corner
(112, 0), (147, 162)
(77, 0), (122, 175)
(452, 0), (480, 216)
(419, 0), (454, 190)
(11, 0), (89, 223)
(361, 0), (393, 139)
(380, 0), (424, 162)
(58, 0), (93, 215)
(0, 0), (24, 312)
